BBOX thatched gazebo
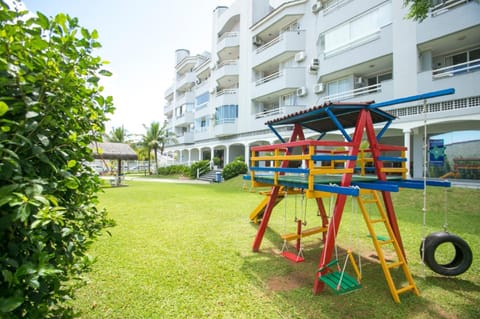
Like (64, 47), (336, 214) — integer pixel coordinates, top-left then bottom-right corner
(89, 142), (138, 185)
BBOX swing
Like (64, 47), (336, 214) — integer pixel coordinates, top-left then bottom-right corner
(318, 249), (362, 294)
(317, 196), (362, 294)
(281, 189), (305, 263)
(419, 100), (472, 276)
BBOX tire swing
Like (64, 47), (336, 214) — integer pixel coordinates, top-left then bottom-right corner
(420, 232), (472, 276)
(418, 99), (472, 277)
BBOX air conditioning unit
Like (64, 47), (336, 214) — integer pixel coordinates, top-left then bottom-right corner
(296, 87), (307, 97)
(252, 35), (263, 46)
(294, 51), (306, 62)
(313, 83), (324, 94)
(311, 1), (323, 13)
(310, 58), (320, 72)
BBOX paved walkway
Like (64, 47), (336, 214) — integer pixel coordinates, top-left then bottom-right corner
(122, 176), (210, 184)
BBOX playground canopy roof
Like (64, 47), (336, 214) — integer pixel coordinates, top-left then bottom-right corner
(265, 101), (396, 134)
(90, 142), (138, 161)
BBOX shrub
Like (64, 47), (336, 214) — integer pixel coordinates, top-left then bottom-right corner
(0, 5), (114, 318)
(222, 161), (248, 180)
(189, 160), (210, 178)
(157, 165), (190, 176)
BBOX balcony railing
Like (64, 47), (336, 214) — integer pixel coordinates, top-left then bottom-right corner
(255, 71), (280, 86)
(216, 88), (238, 97)
(321, 83), (382, 102)
(431, 0), (470, 17)
(432, 58), (480, 79)
(255, 106), (282, 119)
(218, 31), (239, 43)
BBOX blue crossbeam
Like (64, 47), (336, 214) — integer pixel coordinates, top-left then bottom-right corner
(370, 88), (455, 108)
(312, 155), (357, 161)
(352, 181), (399, 192)
(377, 156), (407, 162)
(313, 184), (359, 196)
(250, 167), (309, 174)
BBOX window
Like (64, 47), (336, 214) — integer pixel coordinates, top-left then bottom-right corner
(195, 91), (209, 109)
(327, 77), (352, 96)
(322, 1), (392, 55)
(367, 72), (392, 86)
(216, 105), (238, 124)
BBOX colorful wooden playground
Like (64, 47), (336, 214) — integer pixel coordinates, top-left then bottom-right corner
(244, 88), (473, 303)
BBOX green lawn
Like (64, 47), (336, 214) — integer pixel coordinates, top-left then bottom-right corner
(72, 177), (480, 318)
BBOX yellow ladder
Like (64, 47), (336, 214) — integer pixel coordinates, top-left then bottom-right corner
(356, 189), (420, 303)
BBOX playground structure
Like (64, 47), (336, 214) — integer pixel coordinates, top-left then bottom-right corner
(244, 88), (471, 303)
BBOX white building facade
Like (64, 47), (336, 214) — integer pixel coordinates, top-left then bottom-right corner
(163, 0), (480, 178)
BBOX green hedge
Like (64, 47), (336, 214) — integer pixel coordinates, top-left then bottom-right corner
(157, 165), (190, 176)
(222, 161), (248, 180)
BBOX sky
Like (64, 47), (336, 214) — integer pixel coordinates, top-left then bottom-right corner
(21, 0), (234, 136)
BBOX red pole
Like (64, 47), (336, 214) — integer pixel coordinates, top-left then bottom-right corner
(295, 219), (302, 251)
(313, 109), (366, 294)
(252, 123), (306, 252)
(252, 186), (280, 252)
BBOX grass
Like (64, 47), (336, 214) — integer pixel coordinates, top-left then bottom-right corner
(72, 177), (480, 318)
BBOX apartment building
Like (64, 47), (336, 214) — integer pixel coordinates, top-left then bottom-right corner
(163, 0), (480, 178)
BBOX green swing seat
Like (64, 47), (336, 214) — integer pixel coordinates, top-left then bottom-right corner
(318, 259), (361, 294)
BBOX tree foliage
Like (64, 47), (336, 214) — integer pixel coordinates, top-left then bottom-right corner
(106, 125), (128, 143)
(140, 121), (175, 174)
(0, 2), (114, 318)
(404, 0), (437, 21)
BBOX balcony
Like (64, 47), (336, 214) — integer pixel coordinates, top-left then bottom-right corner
(417, 1), (480, 44)
(318, 81), (393, 104)
(252, 30), (305, 67)
(164, 102), (173, 116)
(176, 91), (195, 107)
(214, 60), (239, 87)
(164, 85), (174, 100)
(254, 105), (304, 120)
(215, 89), (238, 107)
(252, 67), (305, 99)
(176, 72), (196, 92)
(214, 118), (237, 137)
(217, 32), (239, 55)
(418, 60), (480, 98)
(177, 132), (194, 145)
(175, 111), (194, 127)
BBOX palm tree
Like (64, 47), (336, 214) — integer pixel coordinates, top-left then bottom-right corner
(106, 126), (128, 143)
(140, 121), (175, 174)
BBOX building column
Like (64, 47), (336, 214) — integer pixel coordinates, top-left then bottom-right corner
(225, 145), (230, 165)
(210, 147), (214, 160)
(244, 143), (250, 165)
(403, 129), (411, 178)
(412, 129), (424, 178)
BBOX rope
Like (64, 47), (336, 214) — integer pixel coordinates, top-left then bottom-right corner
(302, 191), (307, 226)
(443, 188), (449, 232)
(328, 186), (340, 271)
(282, 188), (288, 253)
(421, 98), (428, 278)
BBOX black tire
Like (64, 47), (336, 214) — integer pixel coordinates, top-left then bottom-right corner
(420, 231), (473, 276)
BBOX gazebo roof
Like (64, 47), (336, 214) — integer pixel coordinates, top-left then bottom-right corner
(90, 142), (138, 160)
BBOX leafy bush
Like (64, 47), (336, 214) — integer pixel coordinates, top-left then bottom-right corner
(0, 5), (114, 318)
(189, 160), (210, 178)
(157, 165), (190, 176)
(222, 161), (248, 180)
